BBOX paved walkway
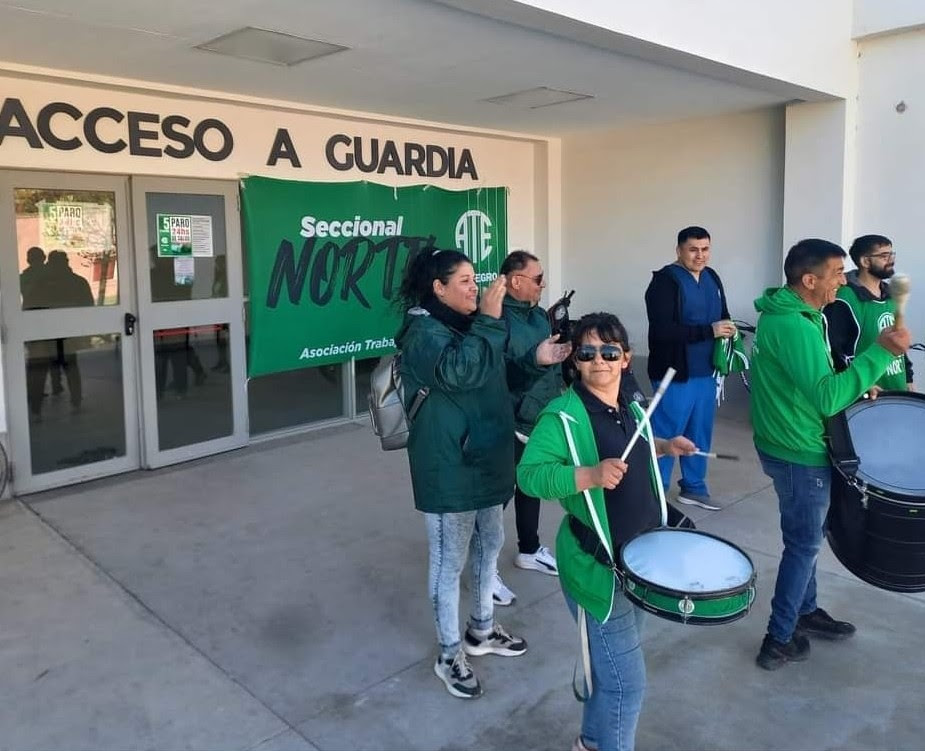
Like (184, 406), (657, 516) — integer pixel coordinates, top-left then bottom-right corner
(1, 408), (923, 750)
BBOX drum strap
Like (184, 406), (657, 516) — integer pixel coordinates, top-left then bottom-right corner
(573, 605), (592, 703)
(569, 515), (622, 575)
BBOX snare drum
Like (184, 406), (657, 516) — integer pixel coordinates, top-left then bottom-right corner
(619, 528), (756, 624)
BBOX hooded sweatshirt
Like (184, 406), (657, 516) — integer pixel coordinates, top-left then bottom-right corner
(749, 286), (894, 466)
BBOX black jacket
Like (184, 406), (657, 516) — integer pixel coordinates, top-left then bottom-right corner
(644, 265), (730, 383)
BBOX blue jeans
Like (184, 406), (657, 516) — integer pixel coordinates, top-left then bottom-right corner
(424, 506), (504, 657)
(564, 590), (646, 751)
(757, 449), (831, 643)
(650, 376), (716, 496)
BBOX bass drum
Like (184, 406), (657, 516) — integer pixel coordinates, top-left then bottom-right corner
(827, 392), (925, 592)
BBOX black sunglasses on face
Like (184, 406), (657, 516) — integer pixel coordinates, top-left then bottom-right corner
(575, 344), (624, 362)
(513, 273), (544, 284)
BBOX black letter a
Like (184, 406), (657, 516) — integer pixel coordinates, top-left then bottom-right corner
(266, 128), (302, 167)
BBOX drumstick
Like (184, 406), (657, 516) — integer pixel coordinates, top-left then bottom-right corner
(620, 367), (676, 462)
(694, 450), (740, 461)
(891, 273), (910, 328)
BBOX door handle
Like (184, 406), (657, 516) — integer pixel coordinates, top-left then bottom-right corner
(124, 312), (137, 336)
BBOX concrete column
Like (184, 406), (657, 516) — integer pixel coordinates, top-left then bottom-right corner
(782, 97), (858, 269)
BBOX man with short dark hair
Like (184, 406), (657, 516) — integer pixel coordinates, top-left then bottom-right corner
(497, 250), (564, 605)
(824, 234), (913, 392)
(750, 238), (909, 671)
(645, 226), (734, 511)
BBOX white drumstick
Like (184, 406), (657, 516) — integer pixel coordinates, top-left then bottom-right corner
(620, 367), (676, 462)
(892, 273), (910, 328)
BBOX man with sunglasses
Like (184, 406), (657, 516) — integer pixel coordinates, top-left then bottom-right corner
(497, 250), (564, 603)
(824, 234), (913, 392)
(644, 226), (734, 511)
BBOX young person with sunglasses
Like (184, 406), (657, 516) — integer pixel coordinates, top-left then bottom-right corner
(495, 250), (567, 607)
(517, 312), (695, 751)
(824, 234), (914, 392)
(395, 248), (570, 699)
(644, 226), (734, 511)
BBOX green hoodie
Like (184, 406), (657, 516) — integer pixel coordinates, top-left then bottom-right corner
(750, 286), (894, 466)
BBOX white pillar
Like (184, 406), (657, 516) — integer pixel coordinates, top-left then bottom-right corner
(782, 97), (858, 272)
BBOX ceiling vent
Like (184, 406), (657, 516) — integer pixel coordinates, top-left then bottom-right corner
(195, 27), (348, 67)
(483, 86), (594, 109)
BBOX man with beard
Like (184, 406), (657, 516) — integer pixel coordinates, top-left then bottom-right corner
(824, 234), (914, 391)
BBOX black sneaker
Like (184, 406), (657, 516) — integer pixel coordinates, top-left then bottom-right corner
(462, 624), (528, 657)
(755, 632), (810, 671)
(796, 607), (856, 641)
(433, 651), (482, 699)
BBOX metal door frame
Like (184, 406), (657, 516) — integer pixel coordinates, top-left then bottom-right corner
(0, 170), (140, 493)
(130, 176), (247, 468)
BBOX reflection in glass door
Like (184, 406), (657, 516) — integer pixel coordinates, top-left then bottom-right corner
(0, 173), (140, 493)
(131, 178), (246, 467)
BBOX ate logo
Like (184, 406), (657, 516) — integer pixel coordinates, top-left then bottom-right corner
(454, 210), (493, 262)
(877, 311), (895, 332)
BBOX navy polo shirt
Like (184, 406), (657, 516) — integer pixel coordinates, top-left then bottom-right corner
(574, 382), (661, 549)
(667, 264), (722, 378)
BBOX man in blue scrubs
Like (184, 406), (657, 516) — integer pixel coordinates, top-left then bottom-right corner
(644, 226), (735, 510)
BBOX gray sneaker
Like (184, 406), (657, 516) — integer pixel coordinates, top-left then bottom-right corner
(434, 650), (482, 699)
(677, 492), (721, 511)
(463, 623), (528, 657)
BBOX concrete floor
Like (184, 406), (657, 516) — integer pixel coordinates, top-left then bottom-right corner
(1, 399), (924, 750)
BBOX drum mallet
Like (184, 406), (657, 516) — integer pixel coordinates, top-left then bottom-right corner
(620, 367), (676, 462)
(892, 273), (910, 329)
(694, 450), (740, 461)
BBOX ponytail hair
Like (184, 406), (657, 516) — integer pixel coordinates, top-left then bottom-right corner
(396, 247), (471, 311)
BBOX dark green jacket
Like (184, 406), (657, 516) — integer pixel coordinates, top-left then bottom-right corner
(501, 295), (564, 434)
(396, 308), (515, 513)
(750, 286), (894, 466)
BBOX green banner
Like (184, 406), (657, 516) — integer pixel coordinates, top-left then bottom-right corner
(241, 177), (508, 377)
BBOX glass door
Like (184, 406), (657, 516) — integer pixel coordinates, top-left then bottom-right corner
(0, 171), (140, 493)
(131, 177), (246, 467)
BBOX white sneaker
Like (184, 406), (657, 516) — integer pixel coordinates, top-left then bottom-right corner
(677, 492), (721, 511)
(514, 545), (558, 576)
(492, 570), (516, 606)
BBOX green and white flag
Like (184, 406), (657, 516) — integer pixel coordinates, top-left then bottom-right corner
(241, 177), (508, 377)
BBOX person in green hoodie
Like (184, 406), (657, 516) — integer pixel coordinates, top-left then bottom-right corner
(396, 248), (570, 699)
(824, 234), (914, 392)
(517, 311), (695, 751)
(750, 238), (910, 671)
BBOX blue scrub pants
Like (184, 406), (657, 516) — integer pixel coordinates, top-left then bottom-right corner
(650, 376), (716, 497)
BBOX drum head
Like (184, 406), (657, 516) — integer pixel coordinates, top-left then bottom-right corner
(846, 394), (925, 498)
(621, 529), (753, 593)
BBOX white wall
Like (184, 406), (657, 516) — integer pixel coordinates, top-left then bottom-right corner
(561, 108), (785, 355)
(853, 28), (925, 340)
(783, 99), (858, 252)
(516, 0), (856, 97)
(853, 0), (925, 39)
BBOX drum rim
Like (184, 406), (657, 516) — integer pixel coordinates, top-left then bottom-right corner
(624, 588), (756, 624)
(842, 392), (925, 500)
(836, 480), (925, 508)
(618, 527), (757, 599)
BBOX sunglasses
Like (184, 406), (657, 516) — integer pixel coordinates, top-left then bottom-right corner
(513, 273), (544, 284)
(575, 344), (625, 362)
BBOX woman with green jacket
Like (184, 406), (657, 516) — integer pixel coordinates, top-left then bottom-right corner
(396, 248), (569, 699)
(517, 312), (694, 751)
